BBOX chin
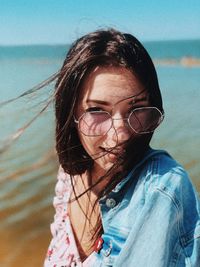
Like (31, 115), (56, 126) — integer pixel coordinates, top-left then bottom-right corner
(96, 156), (123, 176)
(93, 158), (112, 174)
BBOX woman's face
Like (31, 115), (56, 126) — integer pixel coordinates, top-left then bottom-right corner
(75, 66), (150, 175)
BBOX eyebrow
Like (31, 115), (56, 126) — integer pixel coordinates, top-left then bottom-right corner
(127, 95), (149, 105)
(120, 90), (149, 103)
(115, 94), (149, 105)
(86, 90), (149, 106)
(86, 96), (149, 107)
(86, 99), (111, 105)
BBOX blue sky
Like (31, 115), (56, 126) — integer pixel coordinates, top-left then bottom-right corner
(0, 0), (199, 45)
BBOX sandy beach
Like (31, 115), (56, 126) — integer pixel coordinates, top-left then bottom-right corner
(0, 203), (54, 267)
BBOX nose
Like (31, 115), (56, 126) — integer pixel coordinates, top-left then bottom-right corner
(106, 114), (132, 147)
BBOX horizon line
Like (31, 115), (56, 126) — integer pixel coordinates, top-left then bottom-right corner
(0, 37), (200, 47)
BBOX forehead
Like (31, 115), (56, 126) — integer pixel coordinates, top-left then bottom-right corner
(78, 66), (146, 105)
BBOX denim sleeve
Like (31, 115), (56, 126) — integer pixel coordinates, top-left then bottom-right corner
(176, 170), (200, 266)
(177, 174), (200, 266)
(181, 224), (200, 266)
(114, 171), (200, 267)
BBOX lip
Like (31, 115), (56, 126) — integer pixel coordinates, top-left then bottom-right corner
(106, 153), (118, 162)
(100, 147), (125, 156)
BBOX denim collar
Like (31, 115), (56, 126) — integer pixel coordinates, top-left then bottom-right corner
(110, 147), (168, 194)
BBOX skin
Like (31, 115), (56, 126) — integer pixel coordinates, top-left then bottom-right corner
(70, 66), (150, 259)
(75, 66), (149, 184)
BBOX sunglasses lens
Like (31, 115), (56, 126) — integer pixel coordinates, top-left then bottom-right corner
(77, 108), (163, 136)
(79, 112), (112, 136)
(129, 108), (163, 133)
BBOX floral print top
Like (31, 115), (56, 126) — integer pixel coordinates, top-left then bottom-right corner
(44, 167), (97, 267)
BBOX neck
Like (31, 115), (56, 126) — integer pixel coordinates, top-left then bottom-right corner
(88, 164), (119, 196)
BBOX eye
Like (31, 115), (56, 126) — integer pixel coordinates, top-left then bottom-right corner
(128, 105), (138, 113)
(85, 106), (104, 112)
(129, 105), (148, 112)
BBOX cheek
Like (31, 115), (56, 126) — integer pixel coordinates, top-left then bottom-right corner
(79, 134), (103, 158)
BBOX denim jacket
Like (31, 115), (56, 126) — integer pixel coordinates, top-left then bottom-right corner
(93, 148), (200, 267)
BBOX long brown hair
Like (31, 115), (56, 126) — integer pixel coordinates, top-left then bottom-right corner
(54, 28), (163, 247)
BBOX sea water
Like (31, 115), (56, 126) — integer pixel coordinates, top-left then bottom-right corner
(0, 40), (200, 266)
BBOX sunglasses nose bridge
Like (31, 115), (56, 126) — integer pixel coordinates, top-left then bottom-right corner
(107, 115), (132, 139)
(111, 113), (125, 126)
(111, 113), (132, 130)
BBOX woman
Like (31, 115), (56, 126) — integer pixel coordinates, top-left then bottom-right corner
(44, 28), (200, 266)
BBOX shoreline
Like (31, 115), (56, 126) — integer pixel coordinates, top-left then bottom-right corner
(154, 56), (200, 67)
